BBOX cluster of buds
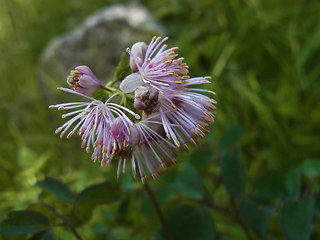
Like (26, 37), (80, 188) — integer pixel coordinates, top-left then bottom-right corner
(50, 36), (216, 182)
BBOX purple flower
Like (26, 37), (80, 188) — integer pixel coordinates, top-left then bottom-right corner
(156, 83), (216, 148)
(67, 65), (103, 95)
(132, 117), (178, 182)
(120, 36), (189, 93)
(49, 88), (140, 166)
(133, 86), (160, 114)
(50, 36), (217, 182)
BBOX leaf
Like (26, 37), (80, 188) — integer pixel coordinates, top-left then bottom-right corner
(219, 124), (244, 150)
(300, 158), (320, 179)
(158, 205), (216, 240)
(280, 196), (315, 240)
(239, 198), (276, 238)
(255, 171), (288, 199)
(221, 148), (245, 197)
(113, 53), (131, 82)
(189, 147), (213, 168)
(172, 163), (205, 199)
(75, 181), (119, 203)
(0, 210), (50, 235)
(72, 181), (120, 225)
(36, 177), (75, 203)
(28, 230), (54, 240)
(285, 166), (301, 200)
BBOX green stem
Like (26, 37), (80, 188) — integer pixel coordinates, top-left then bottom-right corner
(230, 197), (253, 240)
(143, 182), (173, 240)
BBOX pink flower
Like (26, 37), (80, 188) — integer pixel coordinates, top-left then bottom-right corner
(49, 88), (140, 167)
(67, 65), (103, 95)
(120, 36), (189, 93)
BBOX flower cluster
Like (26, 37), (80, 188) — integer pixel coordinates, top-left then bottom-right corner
(50, 37), (216, 182)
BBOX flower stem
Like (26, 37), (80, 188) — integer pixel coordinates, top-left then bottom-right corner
(230, 197), (253, 240)
(143, 182), (173, 240)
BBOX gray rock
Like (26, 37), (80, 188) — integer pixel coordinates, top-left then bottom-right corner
(38, 4), (163, 105)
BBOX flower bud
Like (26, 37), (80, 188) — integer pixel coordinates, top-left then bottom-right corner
(134, 86), (159, 114)
(130, 42), (148, 72)
(67, 65), (102, 95)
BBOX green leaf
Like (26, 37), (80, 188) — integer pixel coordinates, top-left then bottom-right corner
(75, 181), (119, 203)
(221, 148), (245, 197)
(219, 124), (244, 150)
(172, 163), (205, 199)
(28, 230), (54, 240)
(190, 147), (213, 168)
(159, 205), (216, 240)
(285, 166), (301, 200)
(300, 158), (320, 179)
(280, 196), (315, 240)
(72, 181), (120, 225)
(36, 177), (75, 203)
(239, 198), (276, 238)
(0, 210), (50, 235)
(113, 53), (131, 81)
(255, 171), (288, 199)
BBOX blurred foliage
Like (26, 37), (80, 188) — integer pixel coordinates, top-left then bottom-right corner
(1, 0), (320, 239)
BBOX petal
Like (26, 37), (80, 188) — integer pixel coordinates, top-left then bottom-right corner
(120, 73), (144, 93)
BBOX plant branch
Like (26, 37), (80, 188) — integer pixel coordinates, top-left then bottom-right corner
(199, 198), (233, 214)
(230, 197), (253, 240)
(143, 182), (173, 240)
(38, 201), (84, 240)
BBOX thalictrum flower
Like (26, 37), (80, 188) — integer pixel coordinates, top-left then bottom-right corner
(120, 36), (189, 93)
(67, 65), (103, 95)
(50, 36), (217, 181)
(49, 88), (140, 166)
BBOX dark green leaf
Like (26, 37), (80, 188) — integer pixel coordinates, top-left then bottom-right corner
(72, 181), (120, 225)
(300, 158), (320, 179)
(221, 148), (245, 197)
(0, 210), (50, 235)
(239, 198), (276, 238)
(190, 147), (213, 168)
(36, 177), (75, 203)
(280, 196), (315, 240)
(255, 171), (288, 199)
(28, 230), (54, 240)
(219, 124), (244, 150)
(159, 205), (216, 240)
(285, 167), (301, 200)
(75, 181), (119, 203)
(172, 163), (205, 199)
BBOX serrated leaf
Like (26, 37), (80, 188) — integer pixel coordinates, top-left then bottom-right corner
(300, 158), (320, 179)
(221, 148), (245, 197)
(36, 177), (75, 203)
(280, 196), (315, 240)
(239, 198), (276, 238)
(0, 210), (50, 235)
(172, 163), (205, 199)
(157, 205), (216, 240)
(219, 124), (244, 150)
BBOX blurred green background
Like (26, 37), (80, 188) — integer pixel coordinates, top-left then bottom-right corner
(1, 0), (320, 239)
